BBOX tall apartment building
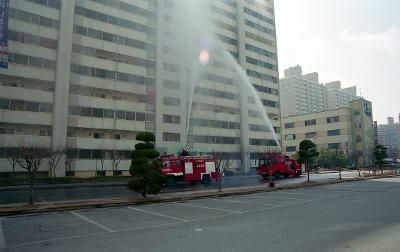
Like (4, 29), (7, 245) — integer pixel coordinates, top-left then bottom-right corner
(0, 0), (280, 177)
(378, 116), (400, 151)
(325, 81), (357, 110)
(280, 65), (358, 117)
(282, 99), (374, 166)
(280, 65), (327, 117)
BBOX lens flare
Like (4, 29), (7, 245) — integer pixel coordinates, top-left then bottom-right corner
(199, 49), (209, 65)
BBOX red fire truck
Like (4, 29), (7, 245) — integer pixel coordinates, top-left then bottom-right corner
(159, 155), (219, 185)
(257, 153), (302, 180)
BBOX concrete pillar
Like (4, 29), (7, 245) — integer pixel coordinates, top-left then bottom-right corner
(51, 0), (76, 177)
(236, 0), (250, 174)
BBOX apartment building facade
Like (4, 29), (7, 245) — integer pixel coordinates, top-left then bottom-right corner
(0, 0), (280, 177)
(282, 99), (374, 166)
(280, 65), (358, 117)
(378, 116), (400, 152)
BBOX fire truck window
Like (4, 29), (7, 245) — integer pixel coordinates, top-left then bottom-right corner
(288, 163), (293, 170)
(163, 161), (170, 167)
(173, 160), (180, 166)
(259, 159), (266, 165)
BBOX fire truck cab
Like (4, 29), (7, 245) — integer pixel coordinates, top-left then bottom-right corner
(257, 153), (302, 180)
(159, 155), (219, 185)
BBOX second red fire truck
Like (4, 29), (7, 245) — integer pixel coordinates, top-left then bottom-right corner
(257, 153), (302, 180)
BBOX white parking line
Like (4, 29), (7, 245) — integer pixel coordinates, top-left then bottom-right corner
(127, 206), (190, 223)
(0, 219), (7, 249)
(173, 202), (243, 214)
(211, 198), (280, 207)
(248, 195), (304, 201)
(70, 211), (115, 233)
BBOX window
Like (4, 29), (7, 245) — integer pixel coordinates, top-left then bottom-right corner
(81, 107), (92, 117)
(305, 132), (317, 138)
(163, 97), (180, 106)
(285, 122), (295, 129)
(285, 134), (296, 140)
(163, 132), (180, 142)
(136, 112), (146, 121)
(26, 101), (40, 112)
(115, 111), (126, 120)
(327, 116), (340, 123)
(328, 143), (341, 150)
(328, 129), (341, 136)
(305, 119), (316, 126)
(0, 98), (10, 109)
(0, 128), (15, 135)
(39, 129), (51, 136)
(163, 114), (180, 124)
(92, 108), (104, 118)
(286, 146), (297, 152)
(113, 134), (121, 140)
(163, 79), (180, 90)
(126, 112), (136, 121)
(10, 100), (26, 111)
(104, 109), (114, 119)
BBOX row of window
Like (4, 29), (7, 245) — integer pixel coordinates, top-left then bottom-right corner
(285, 129), (341, 141)
(68, 106), (152, 122)
(285, 116), (342, 128)
(163, 62), (180, 73)
(190, 118), (240, 130)
(26, 0), (60, 9)
(72, 44), (155, 68)
(9, 7), (59, 29)
(201, 73), (234, 85)
(75, 6), (156, 36)
(261, 99), (279, 108)
(8, 30), (58, 50)
(0, 128), (51, 136)
(249, 124), (270, 132)
(163, 79), (180, 90)
(163, 132), (180, 142)
(193, 102), (240, 116)
(73, 25), (156, 55)
(249, 138), (278, 146)
(190, 135), (241, 145)
(217, 0), (236, 7)
(70, 63), (155, 86)
(89, 0), (156, 19)
(253, 84), (278, 96)
(210, 4), (236, 20)
(0, 74), (55, 91)
(245, 19), (274, 37)
(0, 98), (53, 113)
(163, 114), (180, 124)
(245, 43), (276, 60)
(287, 143), (343, 153)
(216, 34), (238, 46)
(245, 0), (274, 15)
(194, 87), (239, 101)
(163, 97), (181, 107)
(243, 7), (274, 25)
(246, 56), (277, 71)
(247, 70), (278, 83)
(9, 53), (56, 70)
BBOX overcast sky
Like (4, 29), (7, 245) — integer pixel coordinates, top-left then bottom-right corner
(275, 0), (400, 124)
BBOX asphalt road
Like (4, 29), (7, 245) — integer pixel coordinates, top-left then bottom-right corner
(1, 177), (399, 251)
(0, 171), (360, 205)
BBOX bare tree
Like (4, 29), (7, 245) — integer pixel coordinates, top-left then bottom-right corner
(15, 144), (48, 205)
(5, 148), (19, 177)
(48, 146), (66, 178)
(110, 149), (123, 175)
(212, 151), (233, 192)
(65, 149), (77, 175)
(94, 149), (106, 176)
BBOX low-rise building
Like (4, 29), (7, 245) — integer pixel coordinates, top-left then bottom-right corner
(282, 99), (374, 166)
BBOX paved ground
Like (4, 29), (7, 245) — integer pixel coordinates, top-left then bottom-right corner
(1, 177), (399, 251)
(0, 171), (360, 205)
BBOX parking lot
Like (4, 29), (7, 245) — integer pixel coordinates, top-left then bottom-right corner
(1, 178), (400, 251)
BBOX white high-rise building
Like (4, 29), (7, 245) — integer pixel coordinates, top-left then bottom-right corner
(280, 65), (358, 117)
(280, 65), (327, 117)
(0, 0), (280, 177)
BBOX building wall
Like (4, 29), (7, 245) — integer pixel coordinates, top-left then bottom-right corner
(282, 108), (353, 156)
(0, 0), (280, 176)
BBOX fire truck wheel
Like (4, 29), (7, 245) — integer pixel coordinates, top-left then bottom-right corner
(165, 175), (176, 186)
(201, 174), (211, 184)
(262, 175), (268, 180)
(274, 171), (281, 179)
(283, 173), (290, 178)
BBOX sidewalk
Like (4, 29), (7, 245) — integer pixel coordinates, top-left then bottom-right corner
(1, 174), (395, 217)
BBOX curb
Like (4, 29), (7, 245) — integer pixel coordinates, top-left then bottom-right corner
(0, 175), (397, 216)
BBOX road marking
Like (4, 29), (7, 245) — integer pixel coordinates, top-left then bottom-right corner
(127, 206), (190, 223)
(248, 195), (304, 201)
(210, 198), (280, 207)
(0, 219), (7, 249)
(70, 211), (115, 233)
(173, 202), (243, 214)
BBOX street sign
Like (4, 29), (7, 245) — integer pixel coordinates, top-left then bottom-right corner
(0, 0), (9, 69)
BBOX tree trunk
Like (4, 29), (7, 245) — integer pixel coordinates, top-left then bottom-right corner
(381, 164), (383, 175)
(29, 174), (34, 205)
(218, 176), (222, 192)
(339, 166), (342, 180)
(307, 161), (310, 182)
